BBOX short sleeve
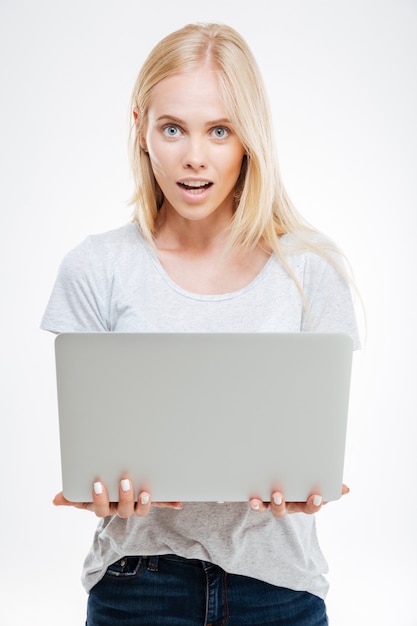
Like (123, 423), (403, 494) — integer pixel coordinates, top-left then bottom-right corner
(40, 237), (110, 333)
(301, 254), (361, 350)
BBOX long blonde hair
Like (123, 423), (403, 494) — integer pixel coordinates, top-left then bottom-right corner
(129, 23), (351, 297)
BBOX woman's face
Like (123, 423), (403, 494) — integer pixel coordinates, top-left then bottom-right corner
(142, 64), (246, 229)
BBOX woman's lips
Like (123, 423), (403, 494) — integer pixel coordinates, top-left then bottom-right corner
(177, 180), (213, 194)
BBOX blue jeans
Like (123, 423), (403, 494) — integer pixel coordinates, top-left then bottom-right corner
(86, 554), (328, 625)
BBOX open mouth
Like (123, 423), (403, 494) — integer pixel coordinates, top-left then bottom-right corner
(177, 181), (213, 192)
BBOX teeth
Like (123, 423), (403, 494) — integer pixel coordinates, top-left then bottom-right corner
(180, 181), (210, 188)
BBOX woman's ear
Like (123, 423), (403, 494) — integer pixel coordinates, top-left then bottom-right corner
(133, 107), (148, 152)
(133, 107), (140, 123)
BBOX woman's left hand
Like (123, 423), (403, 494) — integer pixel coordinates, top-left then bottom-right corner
(249, 484), (350, 517)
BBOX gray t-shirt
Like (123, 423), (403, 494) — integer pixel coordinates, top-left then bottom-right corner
(41, 222), (360, 599)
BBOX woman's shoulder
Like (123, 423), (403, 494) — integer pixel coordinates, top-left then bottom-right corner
(278, 229), (353, 296)
(86, 221), (145, 251)
(279, 229), (343, 269)
(63, 222), (146, 263)
(54, 223), (150, 288)
(280, 228), (336, 251)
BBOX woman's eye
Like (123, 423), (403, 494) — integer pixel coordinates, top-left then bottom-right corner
(212, 127), (229, 139)
(163, 125), (180, 137)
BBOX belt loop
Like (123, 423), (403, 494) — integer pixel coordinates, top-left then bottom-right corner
(147, 555), (159, 571)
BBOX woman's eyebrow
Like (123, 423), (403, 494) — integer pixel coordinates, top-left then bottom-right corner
(156, 115), (185, 124)
(155, 114), (232, 127)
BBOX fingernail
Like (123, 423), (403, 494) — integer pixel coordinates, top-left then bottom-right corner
(93, 481), (103, 496)
(251, 502), (260, 511)
(313, 495), (323, 507)
(140, 494), (150, 505)
(120, 479), (130, 493)
(273, 494), (283, 506)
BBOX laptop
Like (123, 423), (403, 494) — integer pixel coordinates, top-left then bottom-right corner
(54, 332), (353, 503)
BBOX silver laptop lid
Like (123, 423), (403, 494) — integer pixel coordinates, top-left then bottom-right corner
(54, 332), (353, 502)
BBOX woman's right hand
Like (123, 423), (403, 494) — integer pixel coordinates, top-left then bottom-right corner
(53, 478), (183, 518)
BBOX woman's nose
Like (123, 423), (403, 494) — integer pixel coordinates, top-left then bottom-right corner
(182, 137), (207, 169)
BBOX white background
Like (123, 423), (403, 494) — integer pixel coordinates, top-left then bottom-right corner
(1, 1), (416, 624)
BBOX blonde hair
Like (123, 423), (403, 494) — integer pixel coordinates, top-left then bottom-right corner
(129, 23), (355, 307)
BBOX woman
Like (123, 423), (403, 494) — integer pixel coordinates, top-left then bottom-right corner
(42, 22), (360, 625)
